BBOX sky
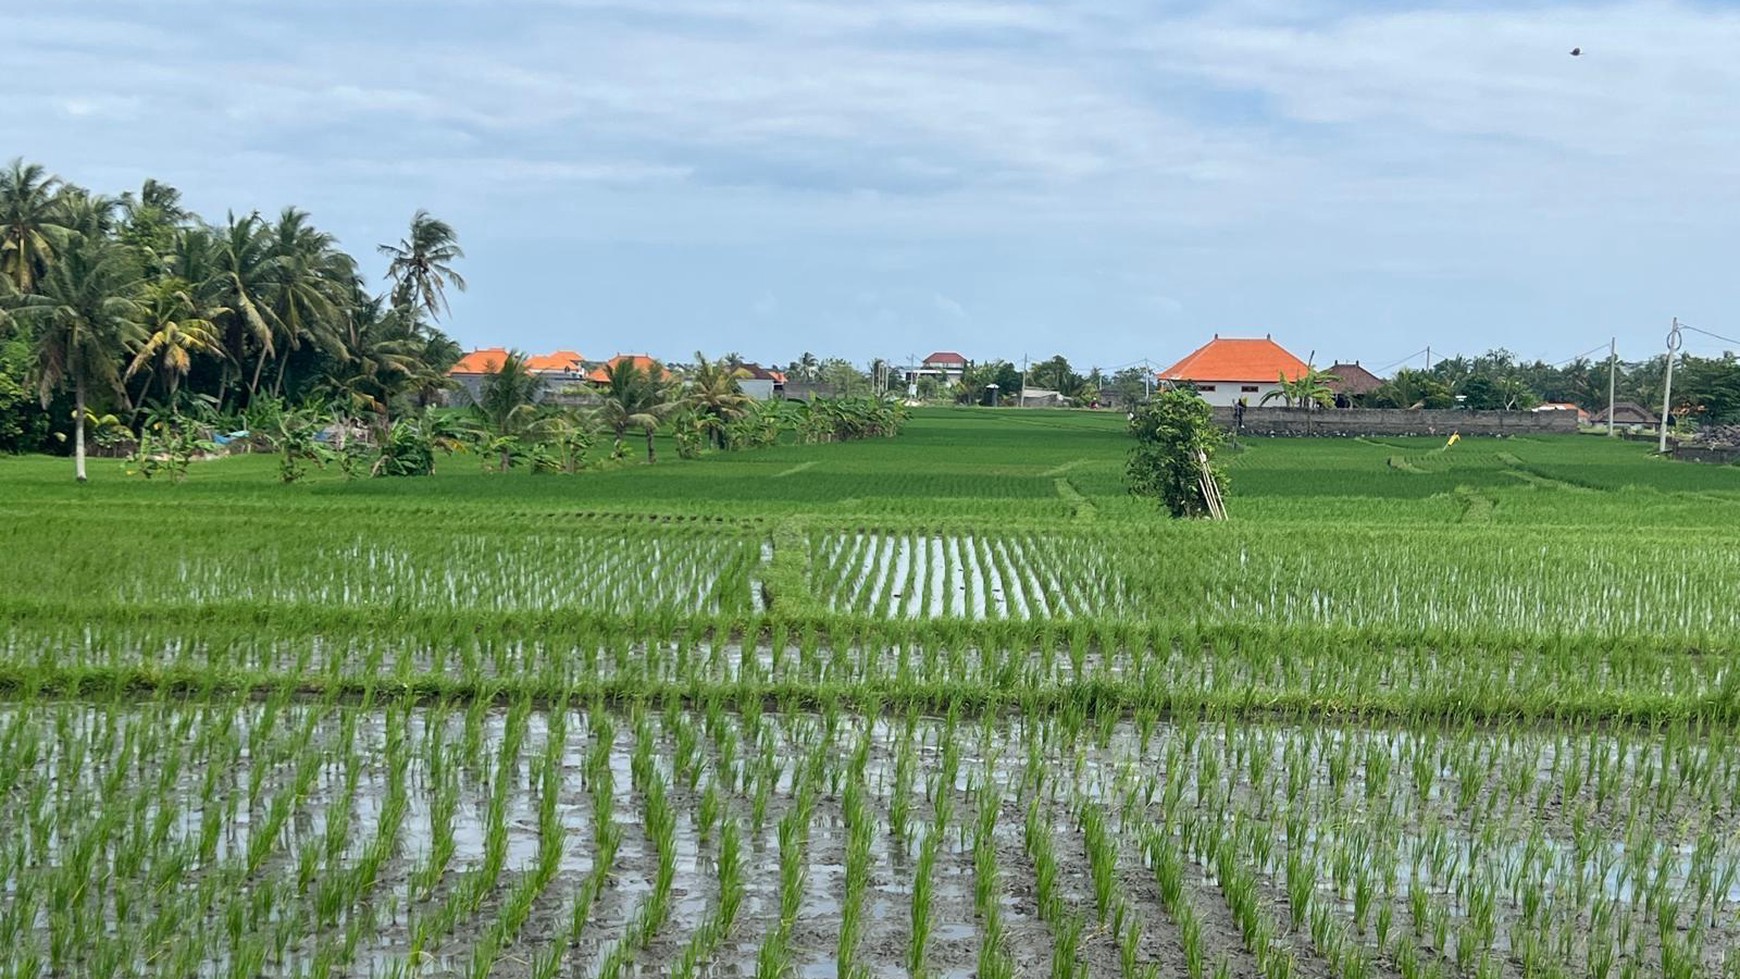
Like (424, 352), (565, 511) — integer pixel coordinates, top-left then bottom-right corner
(12, 0), (1740, 373)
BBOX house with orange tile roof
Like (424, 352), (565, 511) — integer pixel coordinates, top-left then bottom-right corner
(585, 354), (671, 384)
(446, 347), (591, 403)
(449, 347), (511, 375)
(524, 350), (587, 376)
(1158, 335), (1309, 407)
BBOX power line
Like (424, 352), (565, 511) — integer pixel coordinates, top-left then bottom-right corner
(1545, 341), (1614, 369)
(1371, 348), (1430, 374)
(1677, 322), (1740, 349)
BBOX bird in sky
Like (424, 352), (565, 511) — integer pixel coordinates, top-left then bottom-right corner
(1570, 47), (1583, 56)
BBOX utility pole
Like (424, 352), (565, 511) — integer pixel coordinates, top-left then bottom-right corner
(1143, 358), (1153, 400)
(1659, 318), (1682, 454)
(1021, 354), (1029, 408)
(1425, 346), (1432, 371)
(1607, 337), (1617, 437)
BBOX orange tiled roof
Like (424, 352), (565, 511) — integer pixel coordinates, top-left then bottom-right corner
(525, 350), (586, 373)
(1159, 336), (1308, 383)
(586, 354), (670, 384)
(923, 350), (968, 367)
(449, 347), (510, 374)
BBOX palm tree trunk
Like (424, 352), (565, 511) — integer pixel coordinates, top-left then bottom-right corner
(645, 427), (656, 464)
(134, 371), (154, 413)
(73, 379), (88, 483)
(249, 347), (270, 402)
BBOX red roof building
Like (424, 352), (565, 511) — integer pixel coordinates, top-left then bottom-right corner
(1159, 335), (1309, 407)
(524, 350), (586, 374)
(586, 354), (671, 384)
(449, 347), (510, 375)
(923, 351), (968, 369)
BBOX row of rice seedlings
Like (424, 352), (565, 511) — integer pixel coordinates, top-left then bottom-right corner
(597, 710), (680, 978)
(466, 697), (571, 977)
(12, 609), (1738, 730)
(129, 528), (759, 617)
(1018, 782), (1092, 979)
(407, 695), (533, 964)
(530, 704), (623, 978)
(968, 757), (1016, 979)
(673, 794), (745, 979)
(304, 698), (414, 974)
(837, 734), (875, 979)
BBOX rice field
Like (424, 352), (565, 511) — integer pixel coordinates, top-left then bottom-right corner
(2, 409), (1738, 977)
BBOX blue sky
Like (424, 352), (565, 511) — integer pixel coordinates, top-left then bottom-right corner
(14, 0), (1740, 372)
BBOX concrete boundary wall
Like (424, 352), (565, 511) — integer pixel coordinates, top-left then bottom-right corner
(1213, 406), (1579, 437)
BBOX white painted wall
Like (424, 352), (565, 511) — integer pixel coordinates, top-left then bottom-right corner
(1177, 381), (1284, 407)
(739, 378), (777, 401)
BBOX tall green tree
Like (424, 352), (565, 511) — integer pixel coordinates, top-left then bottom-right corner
(8, 235), (143, 480)
(209, 214), (278, 405)
(471, 350), (542, 469)
(119, 178), (191, 276)
(1126, 388), (1227, 518)
(379, 210), (466, 322)
(258, 208), (352, 398)
(598, 358), (675, 463)
(0, 159), (67, 294)
(685, 351), (751, 449)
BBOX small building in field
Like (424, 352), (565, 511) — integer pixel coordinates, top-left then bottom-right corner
(1591, 401), (1659, 429)
(1324, 362), (1386, 405)
(1019, 387), (1068, 408)
(733, 363), (787, 401)
(1158, 335), (1309, 407)
(1534, 402), (1591, 426)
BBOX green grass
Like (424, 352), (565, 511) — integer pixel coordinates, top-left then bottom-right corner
(2, 407), (1737, 700)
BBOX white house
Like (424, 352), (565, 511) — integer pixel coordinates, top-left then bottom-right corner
(733, 364), (787, 401)
(1157, 335), (1309, 408)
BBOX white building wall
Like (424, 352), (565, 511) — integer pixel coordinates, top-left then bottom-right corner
(739, 379), (777, 401)
(1178, 380), (1285, 407)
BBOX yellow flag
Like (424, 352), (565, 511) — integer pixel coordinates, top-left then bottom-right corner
(1446, 432), (1461, 448)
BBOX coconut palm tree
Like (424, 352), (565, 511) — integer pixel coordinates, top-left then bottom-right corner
(119, 179), (191, 276)
(685, 351), (751, 449)
(379, 209), (466, 323)
(0, 159), (67, 294)
(208, 214), (278, 404)
(598, 358), (676, 463)
(259, 207), (353, 398)
(471, 350), (542, 469)
(8, 235), (143, 480)
(1261, 366), (1340, 409)
(125, 277), (226, 406)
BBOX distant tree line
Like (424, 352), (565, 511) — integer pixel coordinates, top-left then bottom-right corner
(1351, 349), (1740, 423)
